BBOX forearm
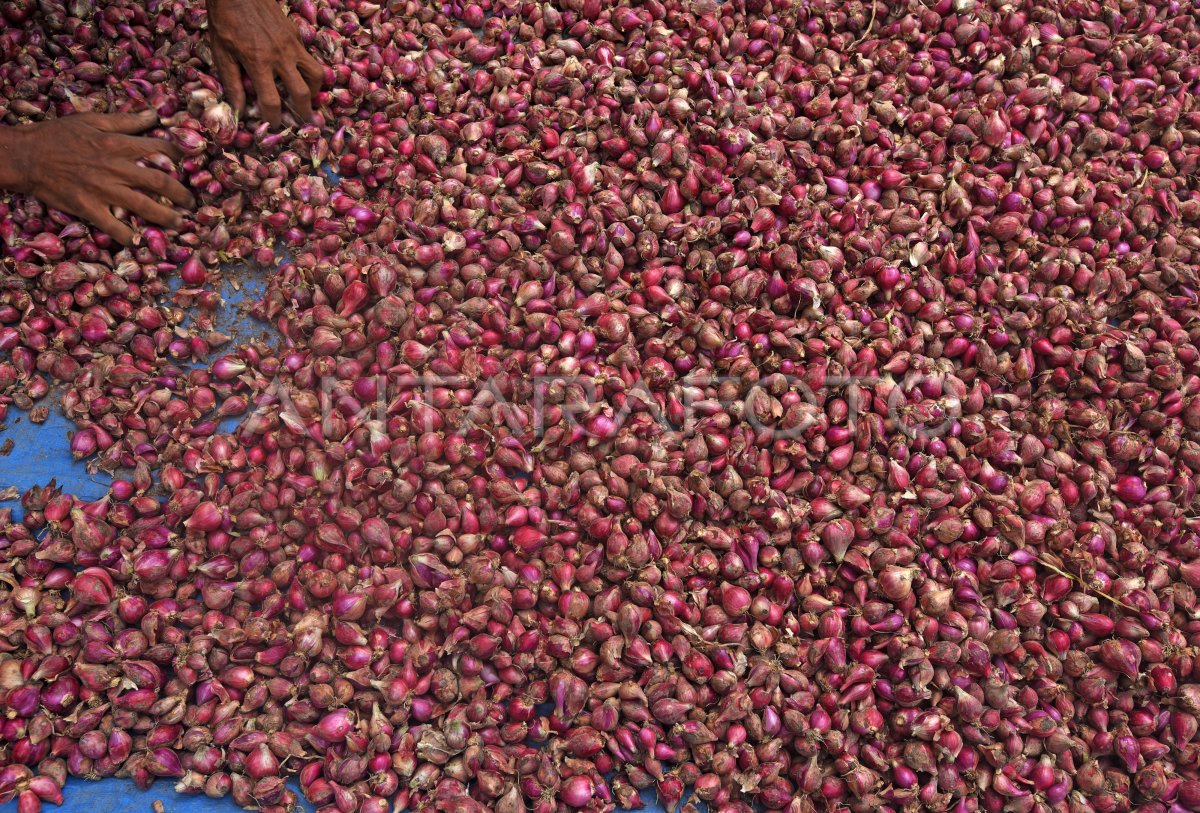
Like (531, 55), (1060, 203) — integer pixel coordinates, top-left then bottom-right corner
(0, 127), (31, 193)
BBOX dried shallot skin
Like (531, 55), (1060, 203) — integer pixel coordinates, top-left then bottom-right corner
(0, 0), (1199, 811)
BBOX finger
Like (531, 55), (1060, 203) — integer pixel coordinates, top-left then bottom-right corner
(119, 165), (195, 209)
(279, 63), (314, 124)
(81, 203), (135, 247)
(110, 186), (185, 231)
(212, 43), (246, 117)
(298, 52), (324, 97)
(113, 136), (184, 163)
(80, 109), (159, 135)
(250, 66), (283, 128)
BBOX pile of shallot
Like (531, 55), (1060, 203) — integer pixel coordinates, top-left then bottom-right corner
(1, 0), (1199, 811)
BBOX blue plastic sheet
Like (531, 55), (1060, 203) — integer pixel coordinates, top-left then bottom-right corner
(0, 777), (316, 813)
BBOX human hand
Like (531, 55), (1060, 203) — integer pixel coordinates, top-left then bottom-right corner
(0, 111), (194, 246)
(207, 0), (323, 128)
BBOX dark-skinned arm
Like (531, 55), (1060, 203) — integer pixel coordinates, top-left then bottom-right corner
(0, 111), (193, 246)
(206, 0), (324, 128)
(0, 0), (323, 248)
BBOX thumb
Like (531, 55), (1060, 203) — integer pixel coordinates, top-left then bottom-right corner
(82, 109), (159, 135)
